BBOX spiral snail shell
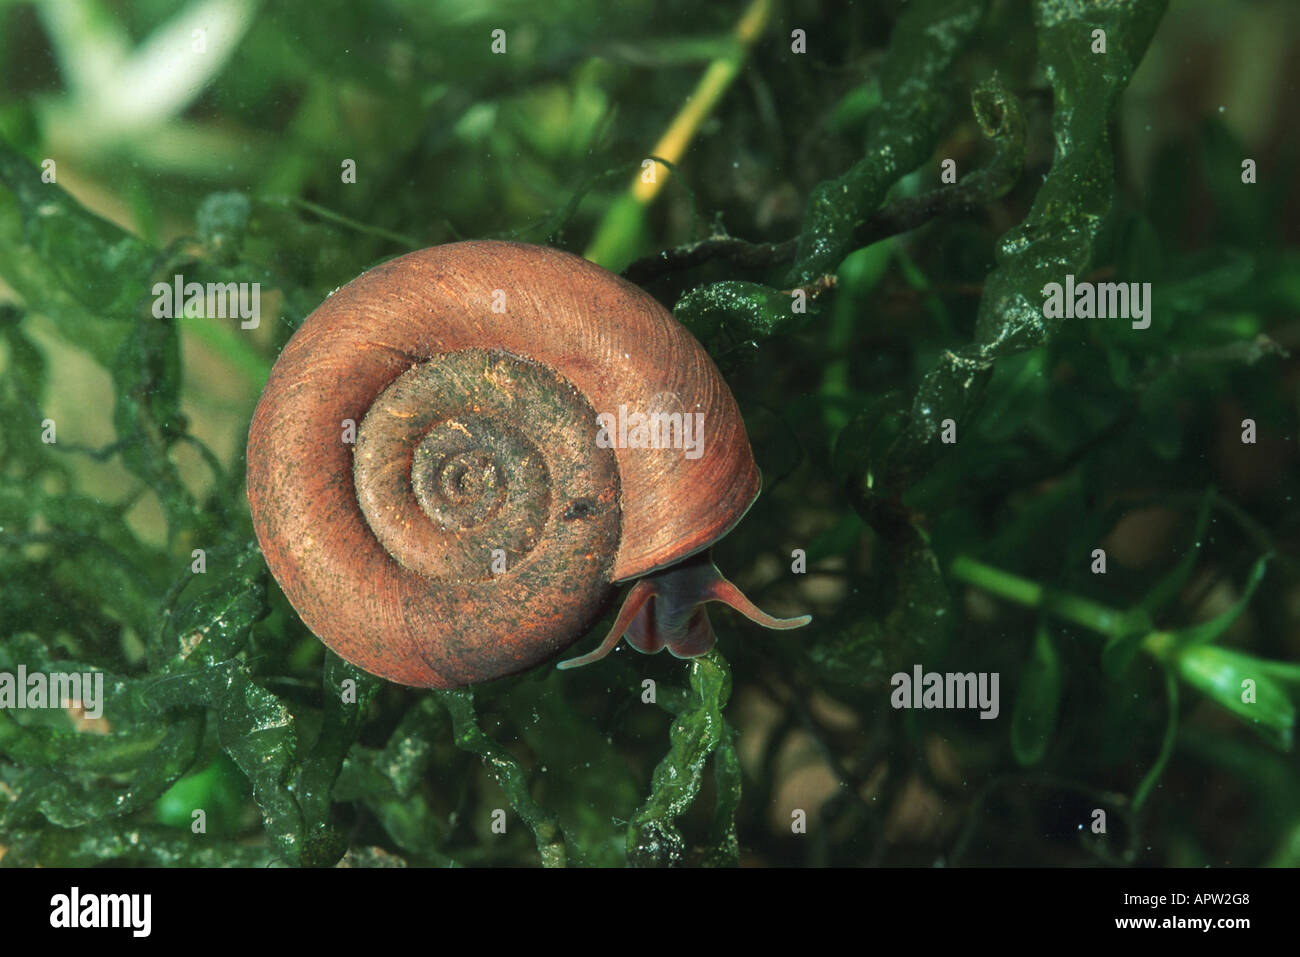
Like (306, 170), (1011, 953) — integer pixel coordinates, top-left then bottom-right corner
(246, 241), (809, 688)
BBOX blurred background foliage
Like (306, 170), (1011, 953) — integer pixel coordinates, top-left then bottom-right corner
(1, 0), (1298, 867)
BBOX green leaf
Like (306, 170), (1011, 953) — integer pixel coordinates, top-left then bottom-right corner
(1138, 487), (1215, 617)
(4, 823), (280, 868)
(1173, 646), (1295, 750)
(1102, 489), (1216, 677)
(0, 141), (154, 366)
(150, 539), (268, 669)
(1100, 620), (1152, 680)
(294, 652), (382, 865)
(0, 635), (206, 831)
(787, 0), (988, 283)
(215, 675), (303, 864)
(514, 673), (641, 867)
(333, 699), (459, 867)
(627, 650), (733, 867)
(1011, 622), (1063, 766)
(1132, 670), (1179, 813)
(437, 688), (567, 867)
(1171, 553), (1270, 648)
(703, 731), (742, 867)
(877, 0), (1168, 489)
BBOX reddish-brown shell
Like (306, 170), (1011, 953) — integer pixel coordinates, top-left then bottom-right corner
(246, 241), (760, 687)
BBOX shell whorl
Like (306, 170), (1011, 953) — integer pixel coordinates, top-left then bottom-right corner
(246, 241), (760, 687)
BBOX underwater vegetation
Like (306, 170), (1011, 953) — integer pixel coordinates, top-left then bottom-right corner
(0, 0), (1298, 867)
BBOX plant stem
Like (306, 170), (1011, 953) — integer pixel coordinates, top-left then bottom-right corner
(584, 0), (771, 269)
(949, 555), (1133, 640)
(630, 0), (768, 208)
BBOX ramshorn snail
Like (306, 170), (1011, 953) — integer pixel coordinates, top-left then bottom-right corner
(246, 241), (809, 688)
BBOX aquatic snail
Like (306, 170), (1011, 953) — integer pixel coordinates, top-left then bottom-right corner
(245, 241), (810, 688)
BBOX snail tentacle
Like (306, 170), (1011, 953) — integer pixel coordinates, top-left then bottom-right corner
(555, 579), (657, 670)
(699, 578), (814, 631)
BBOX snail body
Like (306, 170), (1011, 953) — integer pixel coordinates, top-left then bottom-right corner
(246, 241), (808, 688)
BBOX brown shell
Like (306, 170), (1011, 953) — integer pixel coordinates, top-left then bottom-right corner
(246, 240), (760, 687)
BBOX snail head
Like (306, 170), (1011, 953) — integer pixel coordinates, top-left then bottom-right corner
(557, 548), (811, 670)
